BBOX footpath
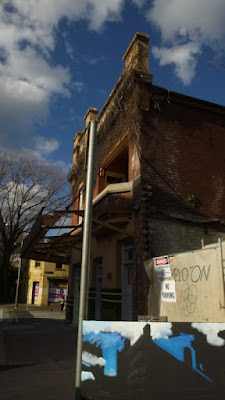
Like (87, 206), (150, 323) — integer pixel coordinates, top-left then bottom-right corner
(0, 306), (76, 400)
(0, 303), (66, 321)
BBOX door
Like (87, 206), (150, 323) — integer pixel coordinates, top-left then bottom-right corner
(95, 258), (102, 320)
(121, 242), (133, 321)
(32, 282), (39, 304)
(73, 264), (81, 325)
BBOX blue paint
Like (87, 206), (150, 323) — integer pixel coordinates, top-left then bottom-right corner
(154, 333), (213, 383)
(102, 344), (117, 376)
(83, 332), (125, 377)
(82, 361), (90, 367)
(154, 333), (195, 363)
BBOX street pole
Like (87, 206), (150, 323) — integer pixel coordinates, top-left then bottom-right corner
(75, 120), (97, 399)
(15, 256), (21, 309)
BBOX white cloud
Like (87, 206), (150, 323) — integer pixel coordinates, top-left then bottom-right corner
(82, 351), (106, 367)
(132, 0), (147, 8)
(34, 136), (60, 155)
(192, 323), (225, 347)
(0, 0), (125, 150)
(71, 81), (85, 93)
(147, 0), (225, 84)
(81, 371), (95, 381)
(148, 0), (225, 43)
(83, 321), (173, 345)
(152, 43), (201, 85)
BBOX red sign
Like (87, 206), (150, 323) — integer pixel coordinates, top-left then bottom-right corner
(155, 257), (169, 265)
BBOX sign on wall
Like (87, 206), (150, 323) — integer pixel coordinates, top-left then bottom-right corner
(145, 245), (225, 322)
(48, 287), (67, 303)
(34, 282), (39, 300)
(155, 256), (172, 278)
(160, 280), (176, 302)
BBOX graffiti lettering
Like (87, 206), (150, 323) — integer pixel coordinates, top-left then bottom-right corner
(190, 265), (201, 283)
(172, 265), (211, 283)
(182, 268), (188, 282)
(180, 282), (198, 316)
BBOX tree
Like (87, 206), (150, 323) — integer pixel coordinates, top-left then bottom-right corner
(0, 150), (71, 302)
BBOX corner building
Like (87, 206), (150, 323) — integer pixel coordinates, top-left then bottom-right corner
(22, 32), (225, 322)
(27, 260), (69, 306)
(67, 32), (225, 322)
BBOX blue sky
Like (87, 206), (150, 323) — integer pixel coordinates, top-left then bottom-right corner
(1, 0), (225, 172)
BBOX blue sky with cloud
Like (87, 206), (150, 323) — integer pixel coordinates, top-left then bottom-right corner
(1, 0), (225, 170)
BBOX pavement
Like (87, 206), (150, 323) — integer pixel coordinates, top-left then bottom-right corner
(0, 303), (66, 321)
(0, 306), (77, 400)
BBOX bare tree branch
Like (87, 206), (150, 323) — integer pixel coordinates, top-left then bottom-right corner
(0, 150), (71, 301)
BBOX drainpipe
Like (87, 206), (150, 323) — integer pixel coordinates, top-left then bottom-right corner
(75, 120), (97, 399)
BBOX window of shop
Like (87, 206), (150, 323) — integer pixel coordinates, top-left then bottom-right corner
(35, 261), (41, 268)
(78, 187), (84, 224)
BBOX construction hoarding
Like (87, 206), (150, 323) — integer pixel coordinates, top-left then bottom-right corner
(145, 244), (225, 322)
(81, 321), (225, 399)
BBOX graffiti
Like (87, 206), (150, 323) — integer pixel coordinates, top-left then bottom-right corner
(154, 333), (212, 382)
(172, 265), (211, 283)
(82, 321), (225, 400)
(180, 282), (198, 316)
(83, 331), (125, 377)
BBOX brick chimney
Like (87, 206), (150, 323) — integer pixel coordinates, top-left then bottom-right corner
(72, 107), (98, 165)
(84, 107), (98, 127)
(123, 32), (149, 74)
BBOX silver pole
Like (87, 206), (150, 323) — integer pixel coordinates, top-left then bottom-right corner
(75, 120), (97, 399)
(218, 238), (225, 307)
(15, 256), (21, 309)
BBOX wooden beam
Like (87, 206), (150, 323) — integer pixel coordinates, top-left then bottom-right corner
(42, 214), (61, 225)
(34, 242), (82, 253)
(92, 217), (129, 236)
(44, 225), (80, 229)
(53, 208), (133, 215)
(22, 251), (69, 263)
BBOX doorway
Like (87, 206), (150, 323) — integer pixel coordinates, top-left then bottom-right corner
(31, 282), (39, 304)
(94, 258), (102, 320)
(121, 241), (133, 321)
(73, 264), (81, 324)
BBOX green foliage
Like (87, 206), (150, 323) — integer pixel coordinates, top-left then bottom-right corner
(187, 194), (199, 206)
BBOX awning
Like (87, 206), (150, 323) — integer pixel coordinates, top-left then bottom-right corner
(21, 180), (137, 263)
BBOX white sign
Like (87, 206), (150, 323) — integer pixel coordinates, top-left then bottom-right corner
(160, 280), (176, 302)
(48, 288), (67, 303)
(155, 256), (172, 278)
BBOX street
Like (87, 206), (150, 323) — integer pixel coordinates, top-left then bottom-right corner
(0, 314), (77, 400)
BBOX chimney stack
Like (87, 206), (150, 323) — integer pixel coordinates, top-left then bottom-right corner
(84, 107), (98, 128)
(123, 32), (149, 74)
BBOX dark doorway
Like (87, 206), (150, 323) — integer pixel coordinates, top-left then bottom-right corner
(31, 281), (39, 304)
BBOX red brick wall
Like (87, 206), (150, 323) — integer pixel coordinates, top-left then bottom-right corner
(132, 96), (225, 318)
(141, 101), (225, 220)
(93, 175), (105, 198)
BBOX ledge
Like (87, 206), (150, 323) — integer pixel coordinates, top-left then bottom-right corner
(93, 175), (141, 206)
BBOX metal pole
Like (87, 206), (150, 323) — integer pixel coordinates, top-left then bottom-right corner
(15, 256), (21, 309)
(218, 238), (225, 309)
(85, 258), (91, 320)
(75, 120), (97, 399)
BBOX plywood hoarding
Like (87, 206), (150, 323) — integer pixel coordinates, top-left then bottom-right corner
(145, 245), (225, 322)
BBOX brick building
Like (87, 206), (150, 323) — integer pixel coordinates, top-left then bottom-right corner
(22, 32), (225, 322)
(27, 260), (69, 306)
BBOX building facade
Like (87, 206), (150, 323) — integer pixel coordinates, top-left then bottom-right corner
(22, 32), (225, 322)
(27, 260), (69, 306)
(67, 32), (225, 322)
